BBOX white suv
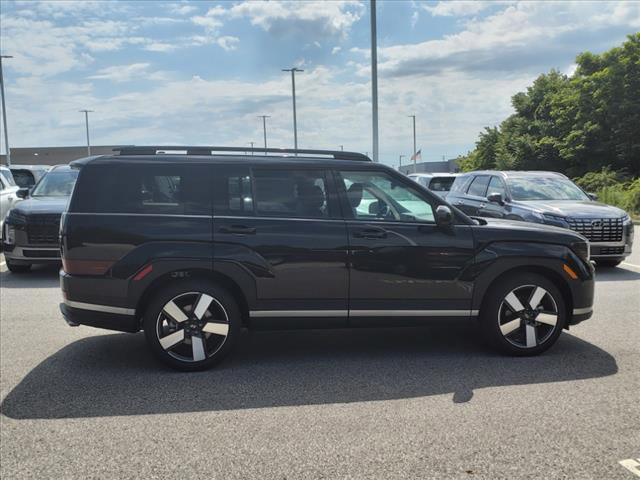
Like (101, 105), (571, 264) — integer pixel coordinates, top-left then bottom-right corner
(0, 166), (22, 240)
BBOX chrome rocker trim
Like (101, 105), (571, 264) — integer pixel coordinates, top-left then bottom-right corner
(63, 299), (135, 316)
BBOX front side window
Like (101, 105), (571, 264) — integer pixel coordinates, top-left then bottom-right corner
(339, 171), (434, 223)
(1, 169), (16, 187)
(466, 175), (490, 197)
(31, 170), (78, 197)
(487, 176), (507, 198)
(252, 169), (330, 218)
(212, 166), (253, 215)
(508, 176), (589, 201)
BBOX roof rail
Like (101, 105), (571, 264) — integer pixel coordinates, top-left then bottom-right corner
(112, 146), (371, 162)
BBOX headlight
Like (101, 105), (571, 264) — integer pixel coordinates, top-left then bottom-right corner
(571, 241), (590, 263)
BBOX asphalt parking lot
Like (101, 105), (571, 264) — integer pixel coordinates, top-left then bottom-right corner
(1, 235), (639, 480)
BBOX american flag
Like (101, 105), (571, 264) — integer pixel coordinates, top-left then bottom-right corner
(411, 149), (422, 162)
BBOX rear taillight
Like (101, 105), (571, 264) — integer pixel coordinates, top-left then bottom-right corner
(62, 259), (114, 276)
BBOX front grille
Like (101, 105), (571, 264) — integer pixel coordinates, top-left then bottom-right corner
(26, 214), (61, 245)
(566, 217), (623, 243)
(592, 246), (625, 256)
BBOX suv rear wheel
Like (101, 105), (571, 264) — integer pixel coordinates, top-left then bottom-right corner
(143, 280), (240, 371)
(481, 273), (566, 356)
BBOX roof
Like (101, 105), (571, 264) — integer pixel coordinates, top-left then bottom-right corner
(408, 172), (459, 177)
(460, 170), (567, 178)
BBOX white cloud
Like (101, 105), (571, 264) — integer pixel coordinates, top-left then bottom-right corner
(144, 42), (178, 53)
(217, 36), (240, 52)
(423, 1), (503, 17)
(201, 1), (364, 39)
(411, 11), (419, 28)
(168, 2), (198, 16)
(332, 46), (342, 55)
(88, 63), (169, 83)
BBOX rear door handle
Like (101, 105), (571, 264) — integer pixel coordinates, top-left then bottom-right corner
(219, 225), (256, 235)
(353, 228), (387, 239)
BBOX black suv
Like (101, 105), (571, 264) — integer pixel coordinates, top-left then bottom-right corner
(3, 165), (78, 272)
(447, 171), (633, 267)
(60, 147), (594, 370)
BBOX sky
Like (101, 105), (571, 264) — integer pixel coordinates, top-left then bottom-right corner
(0, 0), (638, 167)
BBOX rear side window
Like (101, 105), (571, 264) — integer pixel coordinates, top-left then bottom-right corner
(449, 175), (471, 193)
(466, 175), (490, 197)
(253, 169), (330, 218)
(72, 164), (212, 215)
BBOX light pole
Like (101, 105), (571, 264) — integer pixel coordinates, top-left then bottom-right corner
(0, 55), (13, 166)
(339, 145), (344, 151)
(249, 141), (255, 155)
(282, 67), (303, 152)
(399, 154), (405, 169)
(79, 109), (94, 156)
(370, 0), (379, 163)
(408, 115), (417, 172)
(258, 115), (270, 150)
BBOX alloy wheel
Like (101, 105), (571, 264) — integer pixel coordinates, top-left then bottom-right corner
(156, 292), (230, 362)
(497, 284), (559, 349)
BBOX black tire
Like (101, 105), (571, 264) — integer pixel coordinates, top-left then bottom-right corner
(480, 272), (566, 356)
(143, 280), (241, 371)
(6, 260), (31, 273)
(595, 258), (623, 268)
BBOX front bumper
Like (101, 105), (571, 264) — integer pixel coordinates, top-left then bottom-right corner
(3, 244), (61, 264)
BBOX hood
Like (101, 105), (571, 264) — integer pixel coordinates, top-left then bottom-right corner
(473, 217), (586, 245)
(513, 199), (627, 218)
(12, 196), (69, 215)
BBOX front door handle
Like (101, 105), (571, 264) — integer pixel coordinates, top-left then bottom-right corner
(219, 225), (256, 235)
(353, 228), (387, 239)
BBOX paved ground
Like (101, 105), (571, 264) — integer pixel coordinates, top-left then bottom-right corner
(1, 236), (639, 480)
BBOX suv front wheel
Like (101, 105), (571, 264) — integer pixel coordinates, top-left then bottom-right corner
(481, 273), (566, 356)
(143, 280), (240, 371)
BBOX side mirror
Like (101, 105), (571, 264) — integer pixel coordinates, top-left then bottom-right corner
(16, 188), (29, 199)
(487, 192), (504, 205)
(435, 205), (453, 227)
(587, 192), (598, 201)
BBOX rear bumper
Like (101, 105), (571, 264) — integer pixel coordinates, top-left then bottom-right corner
(569, 306), (593, 326)
(60, 301), (139, 333)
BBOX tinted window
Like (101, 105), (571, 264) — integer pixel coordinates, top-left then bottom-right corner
(428, 176), (455, 192)
(253, 169), (329, 218)
(450, 175), (472, 193)
(212, 166), (253, 216)
(339, 171), (434, 223)
(466, 176), (490, 197)
(32, 170), (78, 197)
(487, 176), (506, 198)
(73, 164), (211, 215)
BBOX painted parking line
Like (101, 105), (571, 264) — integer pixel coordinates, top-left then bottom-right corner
(622, 262), (640, 270)
(620, 458), (640, 477)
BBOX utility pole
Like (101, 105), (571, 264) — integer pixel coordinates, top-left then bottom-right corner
(258, 115), (270, 150)
(0, 55), (13, 166)
(282, 67), (303, 152)
(409, 115), (416, 173)
(370, 0), (379, 163)
(249, 141), (255, 155)
(79, 109), (94, 156)
(339, 145), (344, 151)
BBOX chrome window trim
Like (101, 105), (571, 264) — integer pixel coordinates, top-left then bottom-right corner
(64, 299), (135, 316)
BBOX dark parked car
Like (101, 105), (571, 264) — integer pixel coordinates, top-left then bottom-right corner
(59, 147), (594, 370)
(3, 165), (78, 272)
(446, 171), (633, 267)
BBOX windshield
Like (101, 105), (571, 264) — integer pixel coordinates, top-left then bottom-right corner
(428, 177), (456, 191)
(509, 176), (589, 201)
(0, 169), (16, 187)
(31, 170), (78, 197)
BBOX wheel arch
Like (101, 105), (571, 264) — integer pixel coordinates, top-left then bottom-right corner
(134, 268), (251, 327)
(477, 265), (573, 328)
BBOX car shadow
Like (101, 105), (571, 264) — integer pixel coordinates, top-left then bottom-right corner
(1, 320), (617, 419)
(0, 264), (60, 289)
(594, 265), (640, 282)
